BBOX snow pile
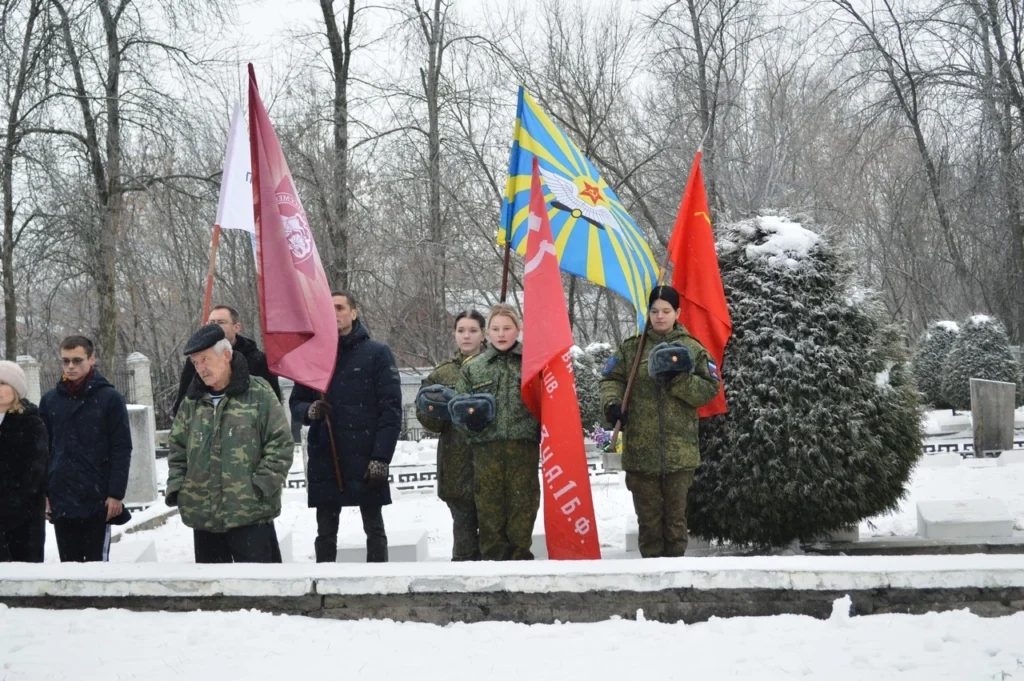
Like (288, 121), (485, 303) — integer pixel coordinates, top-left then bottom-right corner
(969, 314), (995, 327)
(742, 215), (820, 268)
(1, 605), (1021, 680)
(936, 320), (960, 332)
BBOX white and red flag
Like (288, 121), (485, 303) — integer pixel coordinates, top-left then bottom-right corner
(521, 157), (601, 560)
(248, 64), (337, 392)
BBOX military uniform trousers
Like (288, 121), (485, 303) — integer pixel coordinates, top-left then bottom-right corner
(447, 500), (480, 561)
(625, 469), (695, 558)
(472, 440), (540, 561)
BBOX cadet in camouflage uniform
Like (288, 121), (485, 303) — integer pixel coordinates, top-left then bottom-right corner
(416, 310), (486, 561)
(451, 304), (541, 561)
(166, 325), (294, 563)
(600, 286), (720, 558)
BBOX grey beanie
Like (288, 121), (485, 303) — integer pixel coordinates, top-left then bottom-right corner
(0, 360), (28, 400)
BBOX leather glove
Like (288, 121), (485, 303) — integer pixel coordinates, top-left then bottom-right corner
(308, 399), (333, 421)
(464, 410), (490, 432)
(605, 403), (628, 428)
(364, 460), (390, 487)
(165, 491), (179, 507)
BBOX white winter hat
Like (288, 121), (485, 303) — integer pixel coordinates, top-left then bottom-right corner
(0, 360), (28, 400)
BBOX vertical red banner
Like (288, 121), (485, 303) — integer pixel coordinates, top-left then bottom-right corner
(521, 158), (601, 560)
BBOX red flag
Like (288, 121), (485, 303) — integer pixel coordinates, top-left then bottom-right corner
(668, 151), (732, 417)
(522, 157), (601, 560)
(248, 65), (338, 392)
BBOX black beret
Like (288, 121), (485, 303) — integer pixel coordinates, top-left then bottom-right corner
(184, 324), (226, 356)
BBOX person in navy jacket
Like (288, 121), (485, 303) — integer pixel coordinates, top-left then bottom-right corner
(39, 336), (132, 562)
(290, 292), (402, 563)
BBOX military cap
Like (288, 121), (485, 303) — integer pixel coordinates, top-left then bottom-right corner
(416, 384), (456, 420)
(184, 324), (226, 356)
(449, 393), (496, 427)
(648, 341), (694, 379)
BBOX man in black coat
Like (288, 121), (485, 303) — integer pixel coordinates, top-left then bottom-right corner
(290, 291), (402, 563)
(39, 336), (132, 562)
(172, 305), (282, 416)
(0, 361), (49, 562)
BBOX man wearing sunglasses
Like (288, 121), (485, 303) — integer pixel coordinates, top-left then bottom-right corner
(39, 336), (132, 562)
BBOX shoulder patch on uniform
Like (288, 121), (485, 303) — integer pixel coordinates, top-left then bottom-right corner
(601, 356), (618, 376)
(708, 360), (720, 379)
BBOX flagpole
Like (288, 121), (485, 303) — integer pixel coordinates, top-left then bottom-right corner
(499, 240), (512, 302)
(608, 248), (672, 450)
(320, 391), (345, 493)
(201, 224), (222, 323)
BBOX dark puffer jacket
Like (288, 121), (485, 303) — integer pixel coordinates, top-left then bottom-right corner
(0, 401), (49, 532)
(39, 371), (132, 520)
(290, 319), (402, 508)
(172, 334), (282, 416)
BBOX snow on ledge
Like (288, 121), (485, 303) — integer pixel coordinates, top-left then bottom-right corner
(2, 555), (1024, 598)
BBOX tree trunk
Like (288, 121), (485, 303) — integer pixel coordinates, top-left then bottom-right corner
(320, 0), (354, 290)
(1, 0), (44, 359)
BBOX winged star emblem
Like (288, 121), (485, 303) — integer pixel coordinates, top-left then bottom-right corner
(538, 167), (622, 234)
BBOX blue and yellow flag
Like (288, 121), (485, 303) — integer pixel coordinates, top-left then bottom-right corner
(499, 86), (659, 328)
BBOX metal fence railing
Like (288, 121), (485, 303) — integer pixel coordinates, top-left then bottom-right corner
(39, 359), (136, 404)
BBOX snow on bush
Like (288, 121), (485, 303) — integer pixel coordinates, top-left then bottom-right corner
(573, 342), (612, 434)
(688, 215), (921, 548)
(940, 314), (1021, 410)
(911, 321), (960, 408)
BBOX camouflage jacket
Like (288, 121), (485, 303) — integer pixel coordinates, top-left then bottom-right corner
(454, 342), (540, 446)
(416, 351), (477, 502)
(600, 324), (720, 475)
(166, 352), (294, 533)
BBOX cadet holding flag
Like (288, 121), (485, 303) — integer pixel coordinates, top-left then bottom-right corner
(600, 286), (720, 558)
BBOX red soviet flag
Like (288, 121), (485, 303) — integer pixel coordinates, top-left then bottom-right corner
(521, 157), (601, 560)
(248, 65), (338, 392)
(668, 150), (732, 417)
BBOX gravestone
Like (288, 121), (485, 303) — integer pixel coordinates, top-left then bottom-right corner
(916, 499), (1014, 539)
(125, 405), (159, 508)
(15, 355), (41, 405)
(969, 378), (1015, 457)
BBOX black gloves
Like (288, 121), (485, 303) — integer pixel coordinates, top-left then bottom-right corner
(308, 400), (333, 421)
(364, 460), (390, 487)
(605, 403), (628, 428)
(648, 342), (694, 381)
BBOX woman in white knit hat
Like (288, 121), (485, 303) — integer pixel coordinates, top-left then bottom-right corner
(0, 360), (49, 562)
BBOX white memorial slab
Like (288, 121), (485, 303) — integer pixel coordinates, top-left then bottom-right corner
(996, 450), (1024, 467)
(919, 452), (962, 469)
(916, 499), (1014, 540)
(336, 529), (428, 563)
(114, 539), (158, 563)
(279, 530), (294, 563)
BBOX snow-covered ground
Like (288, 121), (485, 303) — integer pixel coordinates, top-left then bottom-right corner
(1, 602), (1022, 680)
(38, 425), (1024, 563)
